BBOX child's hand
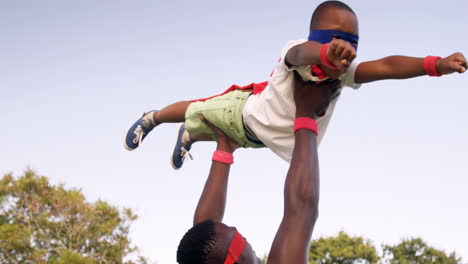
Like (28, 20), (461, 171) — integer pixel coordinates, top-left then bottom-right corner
(326, 39), (357, 70)
(436, 52), (467, 74)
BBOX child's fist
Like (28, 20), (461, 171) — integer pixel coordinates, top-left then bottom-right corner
(436, 52), (467, 74)
(326, 39), (357, 69)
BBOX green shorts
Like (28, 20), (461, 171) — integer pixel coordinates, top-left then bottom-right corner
(185, 89), (264, 148)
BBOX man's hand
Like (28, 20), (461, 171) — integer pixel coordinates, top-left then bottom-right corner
(200, 116), (239, 154)
(293, 71), (341, 119)
(326, 39), (357, 70)
(436, 52), (467, 74)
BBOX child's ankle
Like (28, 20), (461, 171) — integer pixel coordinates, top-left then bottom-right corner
(183, 130), (193, 145)
(153, 111), (161, 126)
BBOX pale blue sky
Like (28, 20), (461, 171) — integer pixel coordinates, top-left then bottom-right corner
(1, 0), (467, 263)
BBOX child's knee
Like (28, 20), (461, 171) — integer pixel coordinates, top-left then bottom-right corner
(185, 116), (213, 136)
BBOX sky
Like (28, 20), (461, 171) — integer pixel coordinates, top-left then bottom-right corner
(1, 0), (467, 263)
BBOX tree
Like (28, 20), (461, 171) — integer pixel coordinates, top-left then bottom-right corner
(309, 231), (380, 264)
(382, 238), (462, 264)
(0, 170), (150, 264)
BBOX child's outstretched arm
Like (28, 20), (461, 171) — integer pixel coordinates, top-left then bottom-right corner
(285, 39), (356, 70)
(354, 53), (467, 83)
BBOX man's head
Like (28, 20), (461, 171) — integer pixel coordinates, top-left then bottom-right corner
(177, 220), (262, 264)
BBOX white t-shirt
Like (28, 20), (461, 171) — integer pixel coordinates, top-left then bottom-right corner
(242, 39), (361, 162)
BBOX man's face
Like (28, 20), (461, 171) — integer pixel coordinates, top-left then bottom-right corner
(215, 223), (262, 264)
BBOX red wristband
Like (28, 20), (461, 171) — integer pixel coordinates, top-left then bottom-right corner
(294, 117), (318, 135)
(423, 56), (442, 77)
(320, 43), (338, 69)
(212, 150), (234, 164)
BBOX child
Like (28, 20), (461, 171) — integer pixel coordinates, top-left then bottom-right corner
(124, 1), (466, 169)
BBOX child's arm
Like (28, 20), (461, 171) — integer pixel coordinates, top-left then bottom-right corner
(354, 53), (467, 83)
(285, 39), (356, 70)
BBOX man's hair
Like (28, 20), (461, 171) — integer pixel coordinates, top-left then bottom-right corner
(177, 220), (218, 263)
(310, 1), (356, 30)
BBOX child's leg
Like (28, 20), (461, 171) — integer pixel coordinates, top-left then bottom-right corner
(125, 101), (192, 151)
(154, 101), (191, 124)
(189, 133), (213, 143)
(171, 90), (253, 170)
(171, 124), (217, 170)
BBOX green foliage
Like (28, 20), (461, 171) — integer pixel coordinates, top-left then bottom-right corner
(382, 238), (462, 264)
(54, 250), (95, 264)
(306, 232), (463, 264)
(2, 170), (463, 264)
(309, 231), (380, 264)
(0, 170), (150, 264)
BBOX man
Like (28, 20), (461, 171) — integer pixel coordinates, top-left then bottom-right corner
(176, 73), (340, 263)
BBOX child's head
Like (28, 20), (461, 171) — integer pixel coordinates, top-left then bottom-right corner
(310, 1), (358, 37)
(309, 1), (359, 78)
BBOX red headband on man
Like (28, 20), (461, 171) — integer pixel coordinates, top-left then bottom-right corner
(224, 231), (246, 264)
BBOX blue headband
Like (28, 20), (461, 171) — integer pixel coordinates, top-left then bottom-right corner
(308, 30), (359, 50)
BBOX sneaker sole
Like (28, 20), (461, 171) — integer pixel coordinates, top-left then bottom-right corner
(170, 123), (184, 170)
(124, 141), (136, 151)
(170, 154), (181, 170)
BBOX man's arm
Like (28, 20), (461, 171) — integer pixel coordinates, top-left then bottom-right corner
(193, 117), (239, 225)
(355, 53), (467, 83)
(267, 74), (339, 264)
(267, 129), (320, 264)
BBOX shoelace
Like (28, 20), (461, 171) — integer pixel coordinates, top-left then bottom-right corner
(180, 146), (193, 162)
(133, 125), (144, 145)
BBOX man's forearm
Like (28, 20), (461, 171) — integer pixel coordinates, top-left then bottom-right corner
(284, 129), (320, 219)
(193, 160), (231, 225)
(268, 129), (320, 264)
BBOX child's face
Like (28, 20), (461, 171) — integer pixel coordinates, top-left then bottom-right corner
(316, 8), (359, 78)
